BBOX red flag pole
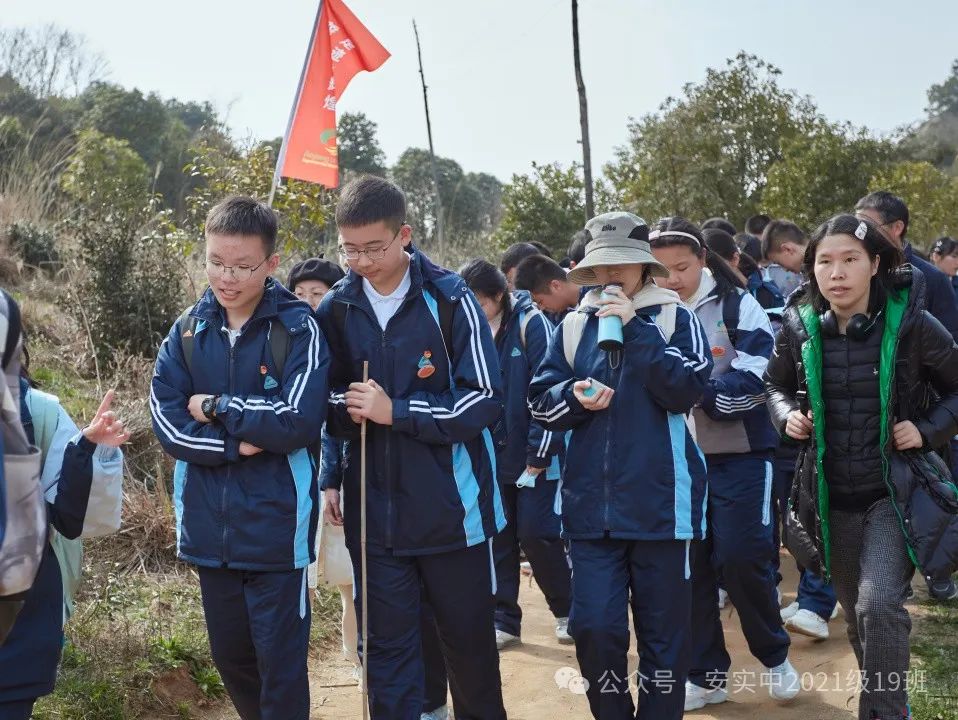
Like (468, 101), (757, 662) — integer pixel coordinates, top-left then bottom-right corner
(268, 0), (326, 208)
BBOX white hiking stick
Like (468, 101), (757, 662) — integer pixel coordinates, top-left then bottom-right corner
(360, 360), (370, 720)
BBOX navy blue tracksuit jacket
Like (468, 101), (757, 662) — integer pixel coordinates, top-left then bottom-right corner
(316, 250), (506, 555)
(150, 281), (328, 570)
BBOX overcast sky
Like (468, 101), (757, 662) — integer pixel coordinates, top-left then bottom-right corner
(5, 0), (958, 182)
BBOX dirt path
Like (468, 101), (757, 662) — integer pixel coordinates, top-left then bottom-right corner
(306, 556), (862, 719)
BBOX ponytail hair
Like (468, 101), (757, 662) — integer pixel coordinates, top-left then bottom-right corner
(459, 258), (513, 327)
(703, 227), (761, 277)
(651, 216), (745, 293)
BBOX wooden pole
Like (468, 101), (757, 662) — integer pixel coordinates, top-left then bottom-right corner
(413, 19), (445, 258)
(360, 360), (369, 720)
(572, 0), (595, 220)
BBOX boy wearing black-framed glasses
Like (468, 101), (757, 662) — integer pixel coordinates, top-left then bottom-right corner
(150, 194), (328, 720)
(317, 175), (507, 720)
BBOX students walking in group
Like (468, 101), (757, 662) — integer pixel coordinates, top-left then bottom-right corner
(649, 217), (801, 712)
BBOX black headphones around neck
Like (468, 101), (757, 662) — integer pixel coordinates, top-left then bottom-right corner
(819, 309), (883, 341)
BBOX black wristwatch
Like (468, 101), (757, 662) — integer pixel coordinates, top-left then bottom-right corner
(202, 395), (220, 421)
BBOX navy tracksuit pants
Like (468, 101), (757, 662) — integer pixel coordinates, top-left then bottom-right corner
(494, 480), (571, 636)
(690, 454), (790, 689)
(348, 541), (506, 720)
(569, 537), (692, 720)
(771, 454), (838, 620)
(421, 480), (571, 713)
(197, 567), (311, 720)
(0, 699), (35, 719)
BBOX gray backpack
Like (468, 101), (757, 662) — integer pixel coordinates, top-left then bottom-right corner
(0, 290), (45, 644)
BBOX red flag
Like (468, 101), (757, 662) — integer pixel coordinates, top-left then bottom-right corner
(276, 0), (390, 189)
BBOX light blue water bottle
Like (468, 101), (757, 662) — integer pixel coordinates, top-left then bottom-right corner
(597, 283), (624, 352)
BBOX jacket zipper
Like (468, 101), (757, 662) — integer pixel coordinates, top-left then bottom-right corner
(339, 295), (409, 552)
(602, 350), (621, 531)
(223, 342), (235, 565)
(843, 337), (856, 497)
(382, 327), (392, 549)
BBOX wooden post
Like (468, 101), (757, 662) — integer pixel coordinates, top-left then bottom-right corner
(413, 19), (445, 257)
(572, 0), (595, 220)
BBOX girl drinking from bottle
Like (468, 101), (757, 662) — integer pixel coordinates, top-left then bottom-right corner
(650, 217), (800, 712)
(529, 212), (712, 720)
(766, 214), (958, 720)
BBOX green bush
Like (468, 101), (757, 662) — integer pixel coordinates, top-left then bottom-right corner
(8, 220), (60, 269)
(61, 129), (186, 359)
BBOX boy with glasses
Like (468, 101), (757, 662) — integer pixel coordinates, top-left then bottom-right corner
(150, 195), (328, 720)
(316, 175), (507, 720)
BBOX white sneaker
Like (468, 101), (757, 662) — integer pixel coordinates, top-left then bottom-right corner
(776, 586), (783, 607)
(780, 601), (799, 621)
(767, 658), (800, 701)
(421, 706), (449, 720)
(555, 617), (574, 645)
(717, 588), (729, 609)
(684, 681), (727, 711)
(830, 604), (839, 620)
(786, 609), (829, 640)
(495, 629), (520, 650)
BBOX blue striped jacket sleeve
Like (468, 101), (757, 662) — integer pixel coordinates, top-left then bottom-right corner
(315, 297), (361, 441)
(150, 319), (239, 466)
(215, 315), (328, 454)
(40, 404), (122, 539)
(700, 292), (774, 421)
(626, 306), (713, 414)
(318, 425), (344, 491)
(528, 319), (593, 432)
(523, 311), (563, 468)
(391, 292), (503, 444)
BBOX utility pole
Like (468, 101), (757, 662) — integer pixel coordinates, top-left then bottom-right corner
(572, 0), (595, 220)
(413, 19), (445, 258)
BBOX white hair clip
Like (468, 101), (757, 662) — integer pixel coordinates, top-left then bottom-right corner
(855, 221), (868, 240)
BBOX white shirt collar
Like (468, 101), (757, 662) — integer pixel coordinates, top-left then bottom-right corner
(362, 263), (412, 304)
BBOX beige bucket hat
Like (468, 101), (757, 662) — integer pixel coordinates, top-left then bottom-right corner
(566, 212), (669, 286)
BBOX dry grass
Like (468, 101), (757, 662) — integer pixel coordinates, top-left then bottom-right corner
(0, 124), (75, 229)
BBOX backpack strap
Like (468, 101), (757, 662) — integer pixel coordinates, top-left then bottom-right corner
(268, 322), (291, 379)
(421, 289), (456, 365)
(24, 389), (60, 466)
(179, 305), (289, 378)
(518, 307), (541, 351)
(722, 290), (743, 346)
(332, 301), (348, 340)
(177, 307), (198, 377)
(561, 310), (588, 369)
(653, 303), (677, 342)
